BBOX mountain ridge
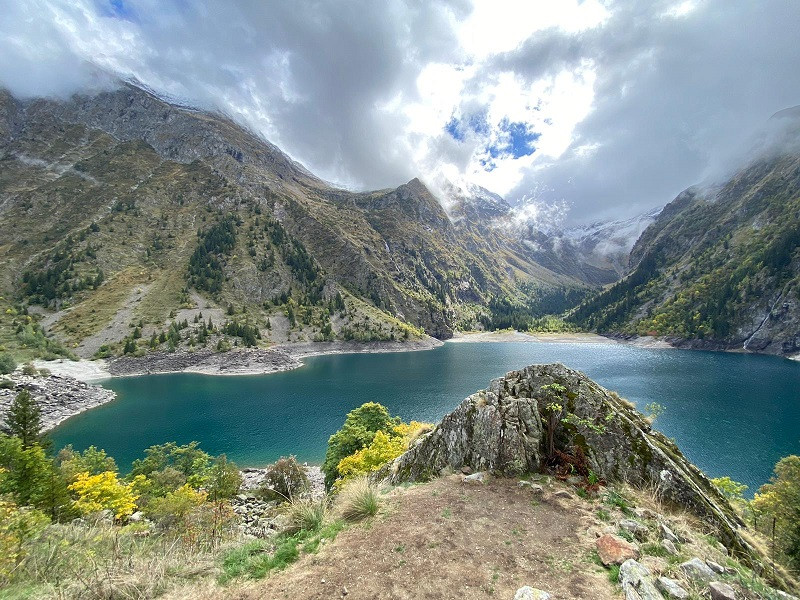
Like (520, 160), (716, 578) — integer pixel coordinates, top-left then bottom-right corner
(0, 82), (587, 359)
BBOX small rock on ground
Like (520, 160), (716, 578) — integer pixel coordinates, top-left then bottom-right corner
(656, 576), (688, 599)
(619, 559), (664, 600)
(680, 557), (716, 583)
(660, 539), (678, 555)
(620, 518), (649, 541)
(514, 586), (551, 600)
(706, 559), (725, 574)
(463, 471), (486, 482)
(709, 581), (736, 600)
(596, 534), (640, 566)
(659, 522), (680, 544)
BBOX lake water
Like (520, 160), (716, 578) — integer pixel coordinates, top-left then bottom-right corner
(50, 342), (800, 493)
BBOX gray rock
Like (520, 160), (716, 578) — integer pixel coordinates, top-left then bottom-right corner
(708, 581), (736, 600)
(513, 587), (551, 600)
(553, 490), (572, 499)
(620, 519), (649, 541)
(660, 539), (678, 555)
(619, 559), (665, 600)
(706, 559), (725, 574)
(0, 374), (116, 432)
(381, 364), (757, 571)
(518, 481), (544, 495)
(655, 576), (688, 599)
(659, 522), (680, 544)
(634, 507), (657, 520)
(680, 557), (716, 583)
(128, 511), (144, 523)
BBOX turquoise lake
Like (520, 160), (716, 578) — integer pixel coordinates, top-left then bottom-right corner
(50, 342), (800, 493)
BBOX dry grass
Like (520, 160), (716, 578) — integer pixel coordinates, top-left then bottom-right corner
(335, 477), (381, 522)
(286, 497), (329, 534)
(4, 520), (227, 600)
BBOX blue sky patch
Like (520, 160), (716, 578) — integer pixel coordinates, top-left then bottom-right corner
(444, 110), (490, 142)
(98, 0), (136, 21)
(498, 118), (541, 158)
(446, 112), (540, 171)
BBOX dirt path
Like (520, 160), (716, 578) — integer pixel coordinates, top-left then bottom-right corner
(241, 476), (618, 600)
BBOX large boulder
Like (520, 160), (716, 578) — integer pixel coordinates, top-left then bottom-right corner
(382, 364), (757, 567)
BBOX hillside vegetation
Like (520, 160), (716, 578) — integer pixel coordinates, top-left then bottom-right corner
(569, 110), (800, 355)
(0, 84), (585, 361)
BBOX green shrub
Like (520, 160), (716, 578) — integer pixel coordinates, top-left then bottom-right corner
(260, 455), (308, 501)
(21, 363), (38, 377)
(321, 402), (400, 489)
(0, 353), (16, 375)
(752, 455), (800, 571)
(286, 497), (327, 534)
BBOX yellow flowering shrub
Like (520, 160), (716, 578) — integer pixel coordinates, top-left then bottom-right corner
(68, 471), (143, 520)
(145, 483), (208, 530)
(336, 421), (432, 484)
(0, 500), (49, 584)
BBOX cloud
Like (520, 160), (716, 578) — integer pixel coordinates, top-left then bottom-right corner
(2, 0), (800, 225)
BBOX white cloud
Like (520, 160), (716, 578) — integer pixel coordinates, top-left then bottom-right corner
(1, 0), (799, 226)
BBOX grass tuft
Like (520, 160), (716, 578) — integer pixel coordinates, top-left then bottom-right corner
(336, 477), (380, 522)
(285, 497), (328, 535)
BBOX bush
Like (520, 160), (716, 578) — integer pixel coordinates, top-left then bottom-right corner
(69, 471), (143, 521)
(145, 484), (207, 531)
(21, 363), (38, 377)
(0, 500), (49, 585)
(752, 455), (800, 570)
(336, 421), (431, 486)
(322, 402), (400, 489)
(261, 456), (309, 501)
(336, 477), (380, 522)
(57, 445), (118, 483)
(0, 353), (16, 375)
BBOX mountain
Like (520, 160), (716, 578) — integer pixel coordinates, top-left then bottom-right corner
(517, 208), (661, 286)
(569, 107), (800, 355)
(0, 83), (586, 359)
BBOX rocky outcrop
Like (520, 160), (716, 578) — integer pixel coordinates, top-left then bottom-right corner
(383, 363), (758, 569)
(0, 374), (116, 431)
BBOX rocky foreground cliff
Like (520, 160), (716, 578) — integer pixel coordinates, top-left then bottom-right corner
(381, 363), (792, 591)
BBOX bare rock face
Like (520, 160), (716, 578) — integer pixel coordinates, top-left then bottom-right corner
(383, 363), (757, 568)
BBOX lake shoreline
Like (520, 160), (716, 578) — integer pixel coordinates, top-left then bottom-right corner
(34, 338), (444, 383)
(0, 373), (117, 433)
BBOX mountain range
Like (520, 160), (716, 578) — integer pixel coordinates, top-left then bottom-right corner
(0, 83), (585, 359)
(1, 82), (799, 359)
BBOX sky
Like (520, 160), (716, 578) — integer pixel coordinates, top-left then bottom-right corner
(2, 0), (800, 226)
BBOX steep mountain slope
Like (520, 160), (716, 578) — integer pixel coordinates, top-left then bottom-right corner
(0, 83), (583, 358)
(569, 108), (800, 355)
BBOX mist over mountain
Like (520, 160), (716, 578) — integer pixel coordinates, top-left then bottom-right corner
(569, 106), (800, 355)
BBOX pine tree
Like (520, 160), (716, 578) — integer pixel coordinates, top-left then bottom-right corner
(6, 389), (44, 449)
